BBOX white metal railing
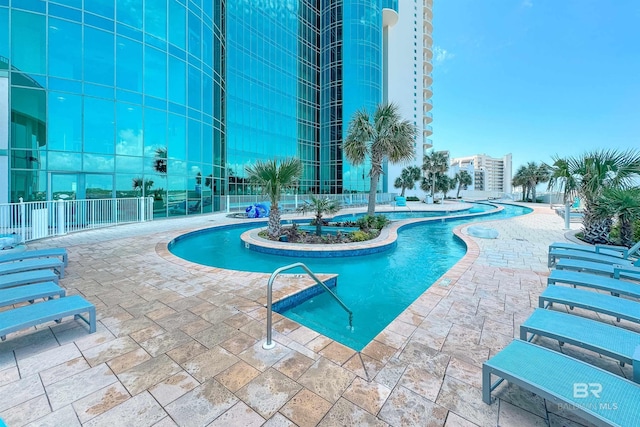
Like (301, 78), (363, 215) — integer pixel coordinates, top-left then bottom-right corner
(0, 197), (153, 243)
(225, 193), (397, 213)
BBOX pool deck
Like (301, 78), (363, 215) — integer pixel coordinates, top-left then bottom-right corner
(0, 201), (633, 426)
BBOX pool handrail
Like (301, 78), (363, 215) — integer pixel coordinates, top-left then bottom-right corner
(263, 262), (352, 350)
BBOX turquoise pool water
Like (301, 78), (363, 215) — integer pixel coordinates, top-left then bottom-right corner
(332, 207), (482, 222)
(169, 203), (531, 350)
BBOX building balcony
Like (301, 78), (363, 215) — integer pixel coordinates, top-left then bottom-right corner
(423, 62), (433, 74)
(424, 6), (433, 21)
(423, 46), (433, 60)
(423, 20), (433, 34)
(423, 111), (433, 124)
(423, 99), (433, 112)
(423, 140), (434, 153)
(424, 74), (433, 86)
(423, 125), (433, 134)
(423, 32), (433, 47)
(423, 86), (433, 98)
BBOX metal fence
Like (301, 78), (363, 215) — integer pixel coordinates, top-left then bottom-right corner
(0, 197), (154, 244)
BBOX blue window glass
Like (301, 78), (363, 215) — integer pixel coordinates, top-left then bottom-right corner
(51, 0), (81, 9)
(84, 97), (115, 154)
(168, 0), (186, 50)
(187, 65), (201, 110)
(116, 37), (142, 92)
(168, 56), (186, 105)
(48, 4), (82, 22)
(11, 10), (45, 75)
(83, 154), (114, 172)
(202, 124), (212, 164)
(116, 0), (142, 29)
(48, 92), (82, 151)
(84, 83), (114, 99)
(187, 11), (201, 58)
(0, 8), (8, 65)
(84, 13), (114, 32)
(116, 155), (142, 173)
(144, 46), (167, 99)
(116, 23), (142, 41)
(143, 108), (166, 157)
(48, 78), (82, 93)
(84, 27), (114, 86)
(187, 119), (201, 162)
(48, 151), (82, 171)
(48, 18), (82, 80)
(167, 114), (186, 160)
(202, 75), (212, 116)
(116, 89), (142, 104)
(85, 0), (114, 20)
(203, 0), (212, 18)
(116, 103), (143, 156)
(145, 0), (167, 41)
(13, 0), (45, 14)
(201, 24), (213, 69)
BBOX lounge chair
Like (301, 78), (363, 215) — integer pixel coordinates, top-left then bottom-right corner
(548, 241), (640, 260)
(0, 258), (65, 278)
(520, 308), (640, 379)
(548, 248), (639, 268)
(0, 270), (59, 289)
(539, 286), (640, 324)
(0, 282), (65, 308)
(548, 270), (640, 299)
(483, 340), (640, 426)
(555, 259), (640, 282)
(0, 295), (95, 340)
(0, 248), (68, 267)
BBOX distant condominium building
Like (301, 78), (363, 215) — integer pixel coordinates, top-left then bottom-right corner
(386, 0), (433, 196)
(1, 1), (421, 215)
(450, 153), (513, 193)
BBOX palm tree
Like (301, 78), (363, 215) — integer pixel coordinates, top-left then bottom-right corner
(454, 170), (472, 198)
(435, 174), (455, 200)
(393, 166), (422, 197)
(298, 195), (341, 236)
(549, 149), (640, 244)
(524, 162), (550, 202)
(594, 187), (640, 247)
(344, 103), (417, 216)
(154, 147), (167, 175)
(245, 158), (302, 239)
(512, 165), (529, 201)
(422, 150), (449, 201)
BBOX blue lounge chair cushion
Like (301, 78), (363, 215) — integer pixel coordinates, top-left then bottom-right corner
(521, 308), (640, 380)
(549, 241), (640, 259)
(0, 295), (95, 340)
(0, 258), (65, 278)
(483, 340), (640, 426)
(0, 282), (65, 307)
(0, 248), (68, 267)
(555, 259), (640, 281)
(539, 286), (640, 324)
(548, 248), (638, 268)
(548, 270), (640, 299)
(0, 270), (59, 289)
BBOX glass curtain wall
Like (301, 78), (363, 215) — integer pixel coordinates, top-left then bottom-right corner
(226, 0), (319, 195)
(4, 0), (225, 217)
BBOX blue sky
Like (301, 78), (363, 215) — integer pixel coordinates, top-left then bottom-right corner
(431, 0), (640, 171)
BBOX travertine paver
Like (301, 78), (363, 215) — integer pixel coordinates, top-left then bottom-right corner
(0, 203), (603, 426)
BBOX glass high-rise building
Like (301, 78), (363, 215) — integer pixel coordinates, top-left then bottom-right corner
(1, 1), (407, 215)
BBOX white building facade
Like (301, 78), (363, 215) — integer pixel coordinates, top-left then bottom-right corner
(450, 153), (513, 194)
(385, 0), (433, 197)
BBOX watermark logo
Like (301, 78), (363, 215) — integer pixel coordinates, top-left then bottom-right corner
(573, 383), (602, 398)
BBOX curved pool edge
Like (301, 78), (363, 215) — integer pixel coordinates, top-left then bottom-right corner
(237, 204), (506, 258)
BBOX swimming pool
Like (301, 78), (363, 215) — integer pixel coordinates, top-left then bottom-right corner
(332, 206), (486, 222)
(169, 203), (531, 350)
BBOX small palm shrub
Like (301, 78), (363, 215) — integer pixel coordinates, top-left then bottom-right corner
(350, 230), (370, 242)
(357, 214), (390, 230)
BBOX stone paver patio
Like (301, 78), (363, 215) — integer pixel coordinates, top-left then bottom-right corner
(0, 202), (633, 426)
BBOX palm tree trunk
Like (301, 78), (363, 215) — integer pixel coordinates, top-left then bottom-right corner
(430, 172), (436, 197)
(315, 213), (322, 236)
(582, 204), (612, 244)
(268, 205), (282, 239)
(401, 187), (406, 197)
(620, 218), (633, 247)
(367, 171), (379, 216)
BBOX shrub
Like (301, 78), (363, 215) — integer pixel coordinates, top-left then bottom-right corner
(350, 230), (370, 242)
(356, 214), (390, 231)
(406, 196), (420, 202)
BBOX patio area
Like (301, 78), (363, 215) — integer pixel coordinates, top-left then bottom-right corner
(0, 203), (629, 426)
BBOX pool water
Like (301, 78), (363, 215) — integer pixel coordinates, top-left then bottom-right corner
(169, 203), (531, 350)
(332, 205), (491, 222)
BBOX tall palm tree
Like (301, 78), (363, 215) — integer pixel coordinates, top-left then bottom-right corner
(153, 147), (167, 175)
(512, 165), (529, 201)
(393, 166), (422, 197)
(344, 103), (417, 216)
(454, 170), (472, 198)
(298, 195), (341, 236)
(524, 162), (550, 202)
(245, 158), (302, 239)
(422, 150), (450, 201)
(549, 149), (640, 244)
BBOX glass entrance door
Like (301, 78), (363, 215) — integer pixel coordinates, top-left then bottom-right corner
(50, 173), (82, 200)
